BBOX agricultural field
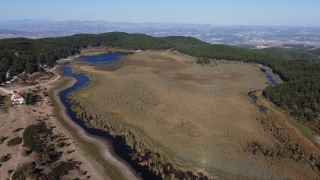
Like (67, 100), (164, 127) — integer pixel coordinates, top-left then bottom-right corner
(69, 51), (320, 179)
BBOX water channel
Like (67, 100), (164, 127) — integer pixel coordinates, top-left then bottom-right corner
(248, 69), (279, 111)
(60, 54), (161, 180)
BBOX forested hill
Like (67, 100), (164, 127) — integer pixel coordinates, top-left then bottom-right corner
(1, 32), (320, 133)
(0, 32), (263, 83)
(158, 36), (208, 46)
(252, 47), (320, 62)
(0, 32), (170, 83)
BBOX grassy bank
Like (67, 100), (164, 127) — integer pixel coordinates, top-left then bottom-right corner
(256, 92), (320, 149)
(258, 95), (320, 148)
(48, 77), (126, 180)
(80, 50), (110, 56)
(80, 48), (134, 56)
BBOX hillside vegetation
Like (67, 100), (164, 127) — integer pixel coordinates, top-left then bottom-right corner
(252, 47), (320, 61)
(158, 36), (208, 46)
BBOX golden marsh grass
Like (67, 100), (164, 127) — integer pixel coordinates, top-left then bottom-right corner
(69, 51), (320, 179)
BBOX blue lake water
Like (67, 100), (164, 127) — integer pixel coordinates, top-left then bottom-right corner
(60, 55), (160, 180)
(262, 71), (278, 86)
(78, 53), (126, 68)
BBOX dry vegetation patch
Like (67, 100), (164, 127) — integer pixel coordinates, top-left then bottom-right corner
(70, 51), (320, 179)
(0, 76), (105, 179)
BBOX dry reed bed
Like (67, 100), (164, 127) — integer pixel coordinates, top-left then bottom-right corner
(68, 51), (320, 179)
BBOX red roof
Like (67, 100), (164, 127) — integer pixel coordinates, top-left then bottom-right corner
(14, 93), (23, 99)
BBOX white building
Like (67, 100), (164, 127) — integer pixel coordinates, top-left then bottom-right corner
(11, 93), (25, 104)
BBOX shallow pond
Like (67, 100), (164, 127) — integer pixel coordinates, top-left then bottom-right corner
(78, 53), (126, 69)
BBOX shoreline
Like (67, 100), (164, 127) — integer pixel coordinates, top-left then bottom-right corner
(51, 76), (141, 180)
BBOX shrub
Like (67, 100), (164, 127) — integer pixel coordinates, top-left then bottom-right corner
(7, 137), (22, 146)
(25, 167), (40, 179)
(22, 149), (32, 157)
(12, 171), (26, 180)
(47, 161), (79, 179)
(12, 128), (24, 133)
(56, 142), (65, 148)
(0, 136), (7, 144)
(7, 169), (14, 174)
(0, 153), (11, 162)
(196, 58), (210, 65)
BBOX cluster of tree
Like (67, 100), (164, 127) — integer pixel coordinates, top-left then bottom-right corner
(46, 161), (79, 179)
(11, 160), (80, 180)
(22, 121), (60, 164)
(12, 170), (26, 180)
(23, 122), (51, 150)
(17, 121), (84, 179)
(7, 136), (22, 146)
(23, 92), (34, 105)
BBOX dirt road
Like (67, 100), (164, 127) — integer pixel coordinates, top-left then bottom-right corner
(0, 66), (60, 94)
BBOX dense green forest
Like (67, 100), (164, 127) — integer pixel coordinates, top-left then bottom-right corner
(309, 49), (320, 57)
(252, 47), (320, 61)
(1, 32), (320, 132)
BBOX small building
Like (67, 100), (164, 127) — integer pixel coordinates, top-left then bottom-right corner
(11, 93), (25, 104)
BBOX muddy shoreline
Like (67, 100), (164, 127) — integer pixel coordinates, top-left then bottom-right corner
(52, 76), (141, 180)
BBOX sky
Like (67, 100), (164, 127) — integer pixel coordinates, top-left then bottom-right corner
(0, 0), (319, 27)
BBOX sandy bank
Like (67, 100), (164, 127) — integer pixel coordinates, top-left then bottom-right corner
(52, 76), (141, 180)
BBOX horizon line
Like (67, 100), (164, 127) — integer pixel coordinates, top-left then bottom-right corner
(0, 19), (319, 28)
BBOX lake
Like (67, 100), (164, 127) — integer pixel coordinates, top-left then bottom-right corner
(78, 53), (126, 69)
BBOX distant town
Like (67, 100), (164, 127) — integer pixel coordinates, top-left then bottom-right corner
(1, 20), (319, 49)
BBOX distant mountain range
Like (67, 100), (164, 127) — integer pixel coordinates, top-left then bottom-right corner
(0, 19), (54, 25)
(0, 20), (319, 48)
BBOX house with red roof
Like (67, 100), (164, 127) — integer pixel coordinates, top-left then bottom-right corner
(11, 93), (25, 104)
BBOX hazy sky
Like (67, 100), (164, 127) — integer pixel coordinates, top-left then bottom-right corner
(0, 0), (319, 27)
